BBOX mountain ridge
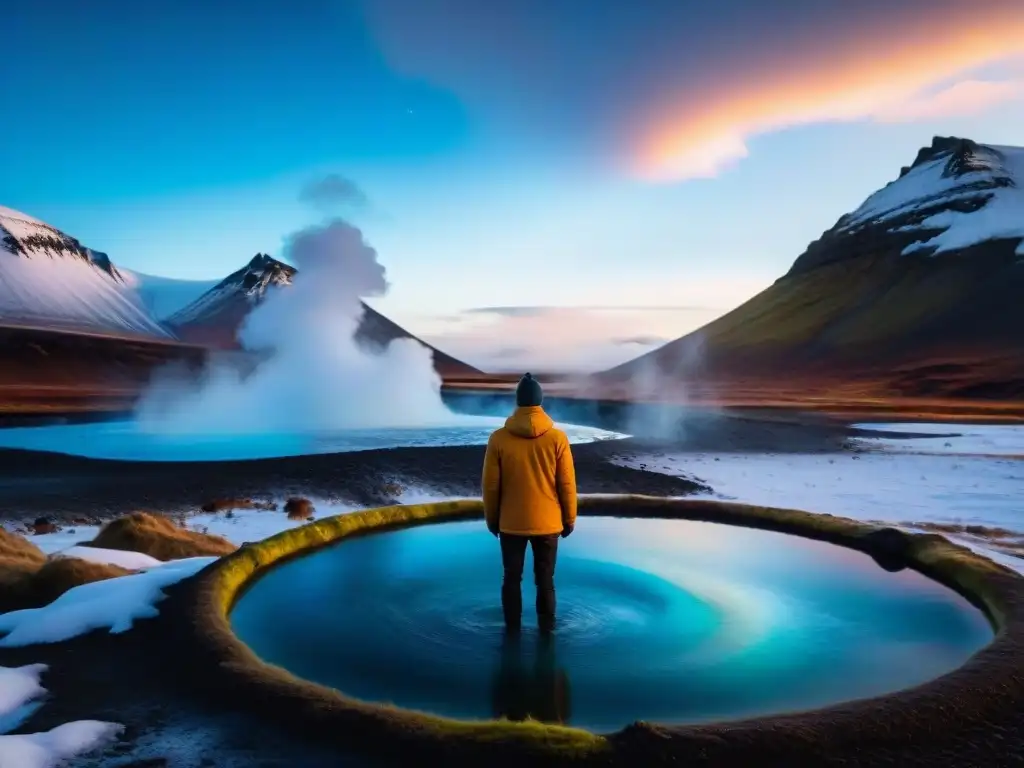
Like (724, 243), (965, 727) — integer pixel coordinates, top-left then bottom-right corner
(0, 205), (480, 379)
(602, 136), (1024, 400)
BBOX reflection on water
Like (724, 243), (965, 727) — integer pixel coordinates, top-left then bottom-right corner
(230, 518), (992, 732)
(491, 632), (571, 724)
(0, 418), (624, 461)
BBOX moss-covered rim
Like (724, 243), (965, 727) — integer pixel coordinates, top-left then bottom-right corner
(170, 496), (1024, 766)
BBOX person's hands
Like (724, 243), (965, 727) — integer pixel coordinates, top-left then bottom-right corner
(560, 523), (574, 538)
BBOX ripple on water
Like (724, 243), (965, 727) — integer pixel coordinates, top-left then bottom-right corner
(230, 518), (993, 732)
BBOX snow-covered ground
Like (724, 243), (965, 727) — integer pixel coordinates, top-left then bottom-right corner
(0, 665), (122, 767)
(0, 489), (468, 650)
(24, 527), (102, 556)
(56, 545), (162, 571)
(851, 422), (1024, 456)
(21, 487), (467, 558)
(0, 557), (215, 648)
(613, 422), (1024, 572)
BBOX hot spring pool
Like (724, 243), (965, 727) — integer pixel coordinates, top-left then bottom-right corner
(229, 517), (992, 731)
(0, 417), (625, 461)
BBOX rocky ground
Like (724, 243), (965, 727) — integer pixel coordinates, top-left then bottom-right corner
(0, 409), (862, 526)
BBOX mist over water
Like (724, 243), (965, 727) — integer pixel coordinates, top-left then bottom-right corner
(135, 220), (461, 434)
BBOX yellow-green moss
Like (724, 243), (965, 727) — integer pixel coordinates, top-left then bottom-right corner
(175, 496), (1024, 766)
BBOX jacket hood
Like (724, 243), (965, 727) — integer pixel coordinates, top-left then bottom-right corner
(505, 406), (554, 439)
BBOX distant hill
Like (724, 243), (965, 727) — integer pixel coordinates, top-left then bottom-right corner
(0, 206), (482, 416)
(602, 137), (1024, 400)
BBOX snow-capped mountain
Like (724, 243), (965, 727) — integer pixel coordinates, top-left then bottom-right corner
(790, 137), (1024, 275)
(165, 253), (290, 333)
(168, 253), (482, 376)
(0, 206), (479, 378)
(0, 205), (170, 338)
(604, 137), (1024, 399)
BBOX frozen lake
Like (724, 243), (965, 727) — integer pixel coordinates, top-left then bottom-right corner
(0, 417), (626, 462)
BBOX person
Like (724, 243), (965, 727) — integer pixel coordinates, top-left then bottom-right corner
(482, 373), (577, 634)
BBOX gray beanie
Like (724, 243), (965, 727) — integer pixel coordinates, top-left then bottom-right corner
(515, 372), (543, 407)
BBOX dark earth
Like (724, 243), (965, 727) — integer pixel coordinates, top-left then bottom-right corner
(0, 409), (998, 767)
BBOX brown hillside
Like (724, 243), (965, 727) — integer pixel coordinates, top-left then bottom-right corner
(601, 137), (1024, 401)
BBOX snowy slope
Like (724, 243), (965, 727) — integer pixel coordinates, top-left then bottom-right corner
(117, 269), (219, 320)
(0, 206), (171, 338)
(837, 138), (1024, 257)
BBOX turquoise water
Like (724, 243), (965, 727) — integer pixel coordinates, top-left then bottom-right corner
(0, 418), (624, 461)
(230, 517), (992, 732)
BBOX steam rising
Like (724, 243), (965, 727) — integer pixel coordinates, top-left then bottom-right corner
(135, 220), (457, 434)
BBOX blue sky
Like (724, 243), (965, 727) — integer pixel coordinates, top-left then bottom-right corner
(3, 1), (1023, 371)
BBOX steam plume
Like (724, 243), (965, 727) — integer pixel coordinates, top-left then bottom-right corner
(135, 219), (457, 433)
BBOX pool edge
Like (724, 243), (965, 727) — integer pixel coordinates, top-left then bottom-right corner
(165, 497), (1024, 767)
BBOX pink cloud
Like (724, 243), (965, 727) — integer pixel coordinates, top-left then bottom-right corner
(872, 79), (1024, 123)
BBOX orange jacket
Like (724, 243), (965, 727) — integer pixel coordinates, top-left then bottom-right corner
(482, 406), (577, 536)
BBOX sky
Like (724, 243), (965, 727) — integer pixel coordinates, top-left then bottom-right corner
(2, 0), (1024, 372)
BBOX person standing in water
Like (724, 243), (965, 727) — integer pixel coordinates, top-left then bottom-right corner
(482, 373), (578, 634)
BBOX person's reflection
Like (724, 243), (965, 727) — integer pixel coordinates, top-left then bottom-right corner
(490, 632), (571, 724)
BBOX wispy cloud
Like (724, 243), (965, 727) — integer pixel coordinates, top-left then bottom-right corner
(463, 305), (715, 317)
(613, 335), (668, 346)
(634, 22), (1024, 180)
(494, 346), (530, 358)
(872, 78), (1024, 124)
(421, 305), (717, 373)
(299, 174), (369, 210)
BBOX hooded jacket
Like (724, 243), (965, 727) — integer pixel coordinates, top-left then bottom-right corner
(482, 406), (577, 536)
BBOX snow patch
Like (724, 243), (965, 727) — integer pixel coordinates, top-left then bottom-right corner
(852, 422), (1024, 457)
(184, 491), (462, 544)
(393, 485), (470, 506)
(0, 720), (123, 768)
(21, 527), (101, 556)
(903, 148), (1024, 256)
(56, 545), (162, 570)
(0, 664), (123, 766)
(0, 556), (215, 647)
(0, 664), (47, 732)
(182, 505), (343, 544)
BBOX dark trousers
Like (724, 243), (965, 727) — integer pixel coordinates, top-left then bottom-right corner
(500, 533), (558, 632)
